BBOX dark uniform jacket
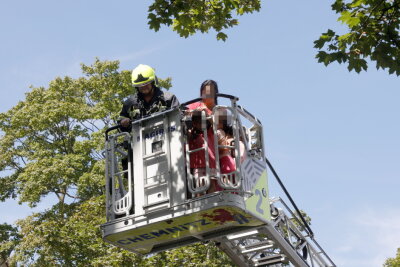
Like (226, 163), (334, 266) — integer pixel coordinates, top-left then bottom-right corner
(119, 87), (179, 130)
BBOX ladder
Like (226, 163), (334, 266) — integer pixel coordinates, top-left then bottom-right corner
(213, 197), (336, 267)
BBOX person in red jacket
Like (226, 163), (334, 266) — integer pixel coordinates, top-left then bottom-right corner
(186, 80), (221, 193)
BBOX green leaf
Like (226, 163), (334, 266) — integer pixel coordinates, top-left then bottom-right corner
(314, 38), (327, 49)
(216, 32), (228, 41)
(331, 0), (345, 12)
(349, 0), (364, 8)
(338, 33), (352, 42)
(338, 11), (361, 27)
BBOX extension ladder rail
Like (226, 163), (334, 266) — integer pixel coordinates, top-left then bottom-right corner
(213, 198), (336, 267)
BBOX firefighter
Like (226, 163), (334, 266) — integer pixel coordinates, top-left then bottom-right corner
(117, 64), (179, 197)
(119, 64), (180, 130)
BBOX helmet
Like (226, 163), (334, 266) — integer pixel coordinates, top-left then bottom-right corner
(131, 64), (158, 87)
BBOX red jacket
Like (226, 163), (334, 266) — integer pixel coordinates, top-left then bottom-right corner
(186, 102), (216, 169)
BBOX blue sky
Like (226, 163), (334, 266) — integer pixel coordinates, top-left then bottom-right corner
(1, 0), (399, 266)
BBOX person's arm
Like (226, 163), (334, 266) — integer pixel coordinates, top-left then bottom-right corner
(118, 99), (132, 129)
(217, 129), (225, 144)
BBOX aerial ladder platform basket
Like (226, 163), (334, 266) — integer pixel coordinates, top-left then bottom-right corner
(101, 94), (336, 267)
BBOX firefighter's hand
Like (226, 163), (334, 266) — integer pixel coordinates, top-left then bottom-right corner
(120, 118), (131, 127)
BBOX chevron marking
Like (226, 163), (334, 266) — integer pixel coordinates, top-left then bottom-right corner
(242, 159), (266, 192)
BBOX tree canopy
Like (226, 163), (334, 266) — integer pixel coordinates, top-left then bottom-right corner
(314, 0), (400, 75)
(147, 0), (261, 41)
(0, 223), (20, 266)
(0, 59), (232, 266)
(144, 0), (400, 75)
(384, 248), (400, 267)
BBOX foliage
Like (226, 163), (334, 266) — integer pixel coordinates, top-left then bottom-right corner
(0, 58), (135, 266)
(292, 210), (312, 232)
(0, 223), (20, 266)
(144, 243), (234, 267)
(384, 248), (400, 267)
(147, 0), (261, 41)
(0, 58), (231, 266)
(315, 0), (400, 75)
